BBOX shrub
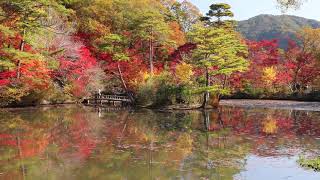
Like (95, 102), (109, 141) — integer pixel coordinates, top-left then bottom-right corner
(298, 156), (320, 171)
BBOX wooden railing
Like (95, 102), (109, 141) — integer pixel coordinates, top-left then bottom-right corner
(85, 94), (132, 105)
(98, 95), (131, 102)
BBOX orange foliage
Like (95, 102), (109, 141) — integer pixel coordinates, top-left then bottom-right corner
(169, 21), (186, 47)
(20, 60), (51, 90)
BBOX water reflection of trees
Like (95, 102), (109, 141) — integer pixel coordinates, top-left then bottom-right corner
(0, 106), (319, 179)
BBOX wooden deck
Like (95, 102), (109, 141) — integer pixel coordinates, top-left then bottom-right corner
(85, 95), (132, 106)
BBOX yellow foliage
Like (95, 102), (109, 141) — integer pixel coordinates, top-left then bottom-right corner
(130, 71), (151, 89)
(131, 70), (172, 89)
(262, 66), (277, 85)
(175, 63), (194, 84)
(299, 27), (320, 55)
(174, 133), (193, 159)
(262, 116), (278, 134)
(176, 133), (193, 149)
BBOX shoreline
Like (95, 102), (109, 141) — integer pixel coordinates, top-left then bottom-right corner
(220, 99), (320, 112)
(1, 99), (320, 112)
(0, 103), (80, 111)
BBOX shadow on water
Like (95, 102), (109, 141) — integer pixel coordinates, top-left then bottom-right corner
(0, 105), (320, 179)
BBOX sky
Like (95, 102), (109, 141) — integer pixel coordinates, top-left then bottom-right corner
(187, 0), (320, 21)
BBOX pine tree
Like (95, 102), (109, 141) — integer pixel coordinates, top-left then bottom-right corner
(189, 25), (248, 108)
(200, 3), (235, 28)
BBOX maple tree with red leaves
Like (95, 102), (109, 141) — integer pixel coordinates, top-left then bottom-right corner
(283, 40), (320, 92)
(57, 46), (99, 97)
(230, 40), (281, 90)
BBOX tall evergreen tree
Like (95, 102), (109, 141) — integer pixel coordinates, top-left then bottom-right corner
(200, 3), (235, 28)
(189, 25), (248, 108)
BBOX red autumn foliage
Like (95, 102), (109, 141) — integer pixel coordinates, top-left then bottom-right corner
(0, 71), (15, 86)
(238, 40), (281, 88)
(0, 31), (50, 90)
(169, 43), (197, 63)
(100, 51), (149, 90)
(230, 38), (320, 91)
(20, 60), (51, 90)
(284, 40), (320, 88)
(230, 39), (281, 88)
(57, 46), (98, 97)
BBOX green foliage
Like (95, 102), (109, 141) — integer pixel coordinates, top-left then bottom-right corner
(3, 48), (45, 62)
(135, 71), (173, 106)
(188, 22), (248, 107)
(190, 85), (230, 95)
(200, 3), (235, 28)
(0, 25), (14, 37)
(135, 71), (201, 107)
(0, 0), (72, 31)
(98, 33), (129, 61)
(298, 156), (320, 171)
(189, 25), (248, 76)
(135, 79), (155, 106)
(0, 57), (16, 70)
(0, 86), (29, 106)
(207, 3), (234, 18)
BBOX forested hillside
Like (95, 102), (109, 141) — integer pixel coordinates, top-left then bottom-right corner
(238, 14), (320, 48)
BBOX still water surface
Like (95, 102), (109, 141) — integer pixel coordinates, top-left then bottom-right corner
(0, 105), (320, 180)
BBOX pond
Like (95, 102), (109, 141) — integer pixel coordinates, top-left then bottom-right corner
(0, 105), (320, 180)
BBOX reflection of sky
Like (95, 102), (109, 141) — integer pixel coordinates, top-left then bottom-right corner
(235, 155), (320, 180)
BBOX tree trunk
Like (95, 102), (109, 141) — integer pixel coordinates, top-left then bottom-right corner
(149, 28), (154, 75)
(17, 28), (26, 79)
(209, 93), (220, 108)
(208, 74), (227, 108)
(117, 62), (128, 91)
(203, 110), (210, 131)
(117, 62), (134, 102)
(202, 67), (210, 108)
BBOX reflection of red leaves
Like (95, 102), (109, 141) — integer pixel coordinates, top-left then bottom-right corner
(277, 117), (293, 131)
(18, 137), (49, 158)
(69, 115), (97, 158)
(0, 133), (49, 158)
(219, 108), (297, 137)
(0, 79), (10, 86)
(49, 114), (98, 160)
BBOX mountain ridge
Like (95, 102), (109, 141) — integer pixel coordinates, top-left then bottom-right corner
(237, 14), (320, 48)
